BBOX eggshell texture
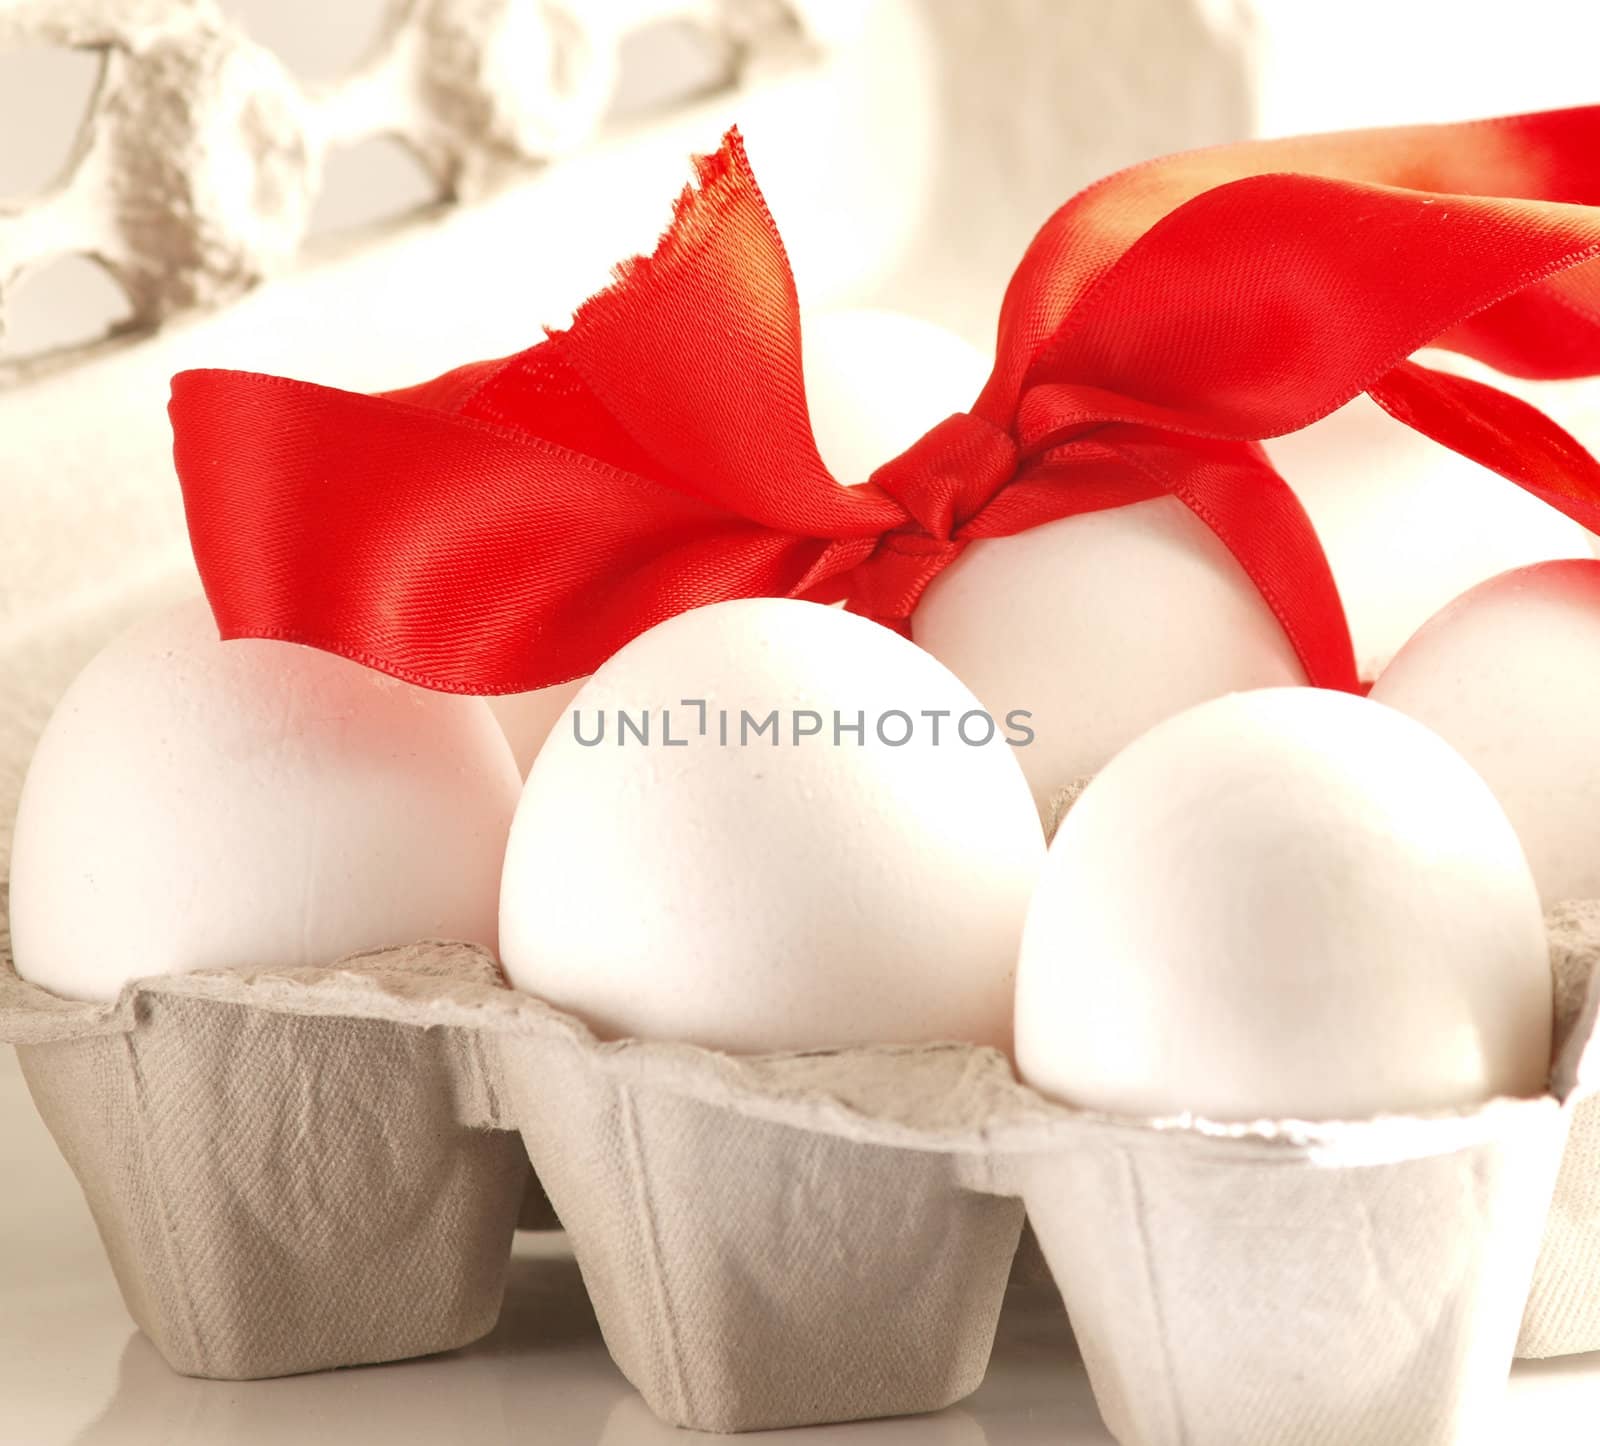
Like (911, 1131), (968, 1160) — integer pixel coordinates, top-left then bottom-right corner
(1015, 688), (1551, 1122)
(8, 599), (521, 1002)
(801, 308), (991, 483)
(912, 497), (1307, 817)
(1264, 392), (1596, 680)
(1371, 559), (1600, 908)
(499, 597), (1045, 1053)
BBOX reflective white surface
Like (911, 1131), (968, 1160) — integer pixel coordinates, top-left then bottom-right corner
(3, 1047), (1599, 1445)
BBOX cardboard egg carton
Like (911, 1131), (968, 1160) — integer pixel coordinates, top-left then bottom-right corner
(3, 904), (1600, 1445)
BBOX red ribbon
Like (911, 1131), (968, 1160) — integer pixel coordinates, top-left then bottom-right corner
(171, 109), (1600, 696)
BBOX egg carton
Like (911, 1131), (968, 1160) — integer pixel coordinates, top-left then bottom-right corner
(3, 909), (1600, 1446)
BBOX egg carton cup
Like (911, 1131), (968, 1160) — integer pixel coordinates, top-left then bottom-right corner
(0, 943), (530, 1380)
(1515, 899), (1600, 1358)
(3, 910), (1600, 1443)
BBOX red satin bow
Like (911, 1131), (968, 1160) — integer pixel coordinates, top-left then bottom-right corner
(172, 109), (1600, 696)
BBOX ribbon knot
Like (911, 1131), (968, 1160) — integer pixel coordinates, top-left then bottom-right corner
(171, 112), (1600, 698)
(868, 411), (1021, 541)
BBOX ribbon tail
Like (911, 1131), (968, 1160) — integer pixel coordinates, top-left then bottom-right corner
(469, 129), (901, 531)
(1366, 359), (1600, 534)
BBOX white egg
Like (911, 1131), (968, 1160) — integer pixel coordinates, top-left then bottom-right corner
(1015, 688), (1550, 1121)
(8, 599), (521, 1002)
(489, 677), (586, 777)
(1264, 392), (1596, 680)
(802, 308), (991, 483)
(1371, 559), (1600, 908)
(499, 597), (1044, 1053)
(913, 497), (1307, 818)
